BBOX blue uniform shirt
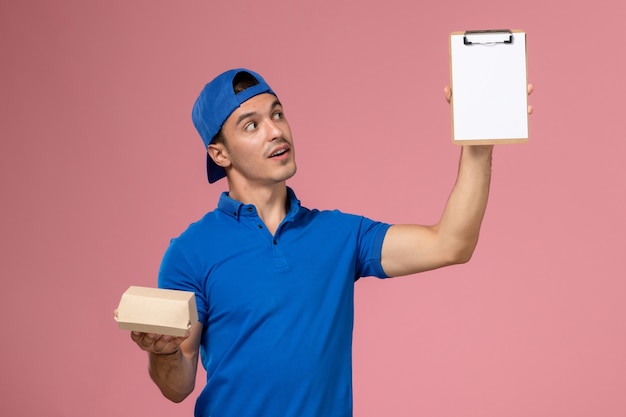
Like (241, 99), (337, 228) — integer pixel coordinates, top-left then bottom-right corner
(159, 188), (391, 417)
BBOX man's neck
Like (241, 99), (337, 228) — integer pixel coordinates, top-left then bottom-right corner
(228, 182), (289, 235)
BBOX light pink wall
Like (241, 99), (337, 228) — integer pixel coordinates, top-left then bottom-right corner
(2, 1), (625, 416)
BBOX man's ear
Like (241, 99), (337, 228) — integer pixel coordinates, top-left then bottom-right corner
(207, 143), (231, 168)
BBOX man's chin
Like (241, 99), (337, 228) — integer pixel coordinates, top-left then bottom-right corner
(278, 166), (297, 183)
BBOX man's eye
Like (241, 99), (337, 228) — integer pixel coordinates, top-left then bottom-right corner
(244, 122), (257, 132)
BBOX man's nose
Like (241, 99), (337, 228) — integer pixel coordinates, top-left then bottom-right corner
(265, 118), (283, 140)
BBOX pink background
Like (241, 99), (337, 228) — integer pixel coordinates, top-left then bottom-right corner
(2, 1), (625, 416)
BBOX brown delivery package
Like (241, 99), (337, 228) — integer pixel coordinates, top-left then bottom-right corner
(114, 286), (198, 337)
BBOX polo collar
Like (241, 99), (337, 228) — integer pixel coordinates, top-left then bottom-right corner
(217, 187), (301, 220)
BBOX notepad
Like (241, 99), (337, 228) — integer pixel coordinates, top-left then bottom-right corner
(449, 30), (528, 144)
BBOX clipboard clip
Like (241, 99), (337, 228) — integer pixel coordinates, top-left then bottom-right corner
(463, 30), (513, 45)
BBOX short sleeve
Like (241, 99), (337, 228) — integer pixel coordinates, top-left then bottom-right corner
(355, 217), (391, 279)
(158, 240), (209, 324)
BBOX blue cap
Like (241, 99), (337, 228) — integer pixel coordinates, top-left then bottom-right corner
(192, 68), (276, 183)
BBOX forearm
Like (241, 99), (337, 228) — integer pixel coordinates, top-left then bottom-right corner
(148, 348), (198, 403)
(437, 145), (493, 261)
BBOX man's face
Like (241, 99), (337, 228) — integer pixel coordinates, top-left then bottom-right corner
(213, 93), (297, 187)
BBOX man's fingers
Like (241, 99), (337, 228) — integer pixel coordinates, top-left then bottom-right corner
(527, 83), (534, 114)
(444, 86), (452, 103)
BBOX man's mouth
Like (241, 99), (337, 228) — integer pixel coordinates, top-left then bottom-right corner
(269, 147), (289, 158)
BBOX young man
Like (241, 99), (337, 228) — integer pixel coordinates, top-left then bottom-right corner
(131, 68), (532, 417)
